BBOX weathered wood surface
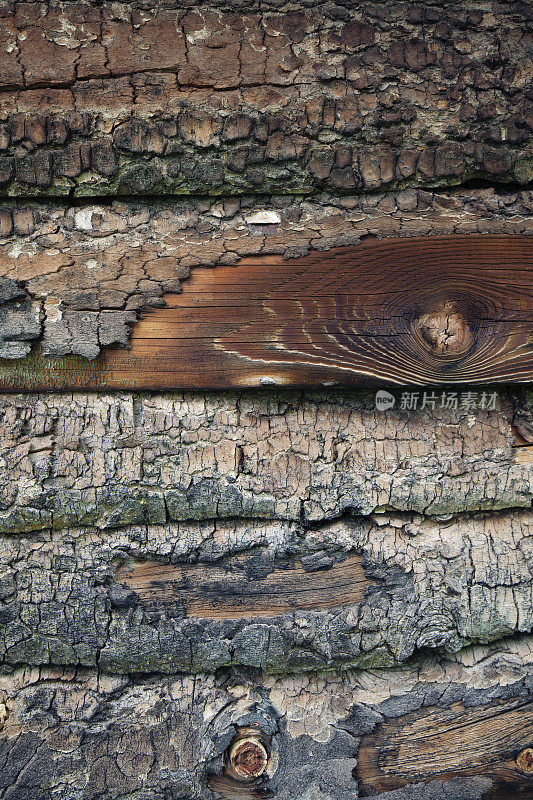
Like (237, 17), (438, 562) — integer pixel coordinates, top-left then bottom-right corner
(0, 0), (530, 199)
(0, 232), (532, 389)
(0, 640), (531, 800)
(116, 553), (372, 619)
(357, 695), (533, 799)
(0, 385), (531, 798)
(0, 1), (531, 797)
(0, 192), (530, 367)
(2, 508), (531, 674)
(122, 234), (533, 387)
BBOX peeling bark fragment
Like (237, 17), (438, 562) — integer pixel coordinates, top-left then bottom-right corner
(0, 190), (530, 359)
(0, 287), (41, 359)
(0, 279), (25, 305)
(0, 641), (530, 799)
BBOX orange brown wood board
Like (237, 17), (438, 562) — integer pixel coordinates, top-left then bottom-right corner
(1, 234), (532, 390)
(356, 696), (533, 800)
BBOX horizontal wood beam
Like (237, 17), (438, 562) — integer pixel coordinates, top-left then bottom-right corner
(0, 234), (531, 389)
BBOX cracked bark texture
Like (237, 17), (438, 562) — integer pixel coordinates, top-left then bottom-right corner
(0, 395), (530, 661)
(0, 1), (531, 198)
(1, 508), (532, 673)
(0, 388), (531, 797)
(0, 0), (530, 361)
(0, 639), (531, 799)
(1, 388), (532, 535)
(0, 2), (532, 798)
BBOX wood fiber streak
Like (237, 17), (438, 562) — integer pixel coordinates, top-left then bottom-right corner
(116, 555), (371, 619)
(0, 234), (531, 389)
(208, 775), (265, 799)
(117, 235), (533, 386)
(356, 697), (533, 799)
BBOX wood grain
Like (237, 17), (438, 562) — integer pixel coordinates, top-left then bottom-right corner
(208, 775), (265, 799)
(115, 553), (371, 620)
(356, 696), (533, 799)
(0, 234), (531, 389)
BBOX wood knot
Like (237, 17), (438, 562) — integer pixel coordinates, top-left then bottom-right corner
(415, 302), (473, 357)
(226, 733), (269, 781)
(516, 747), (533, 773)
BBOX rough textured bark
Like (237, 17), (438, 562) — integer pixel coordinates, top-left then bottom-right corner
(1, 388), (532, 535)
(0, 640), (531, 799)
(1, 509), (532, 673)
(0, 2), (531, 798)
(0, 387), (532, 797)
(0, 1), (530, 198)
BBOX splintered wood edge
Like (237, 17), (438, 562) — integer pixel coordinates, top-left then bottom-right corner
(0, 234), (532, 390)
(356, 696), (533, 798)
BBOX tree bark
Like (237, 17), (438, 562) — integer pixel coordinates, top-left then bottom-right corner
(0, 2), (531, 798)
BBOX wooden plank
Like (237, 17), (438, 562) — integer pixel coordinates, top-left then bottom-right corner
(0, 234), (531, 389)
(356, 697), (533, 799)
(115, 553), (372, 620)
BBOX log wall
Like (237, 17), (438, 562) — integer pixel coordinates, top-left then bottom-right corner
(0, 1), (531, 799)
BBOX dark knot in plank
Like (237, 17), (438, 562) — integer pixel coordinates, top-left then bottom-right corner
(415, 302), (474, 357)
(226, 734), (269, 781)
